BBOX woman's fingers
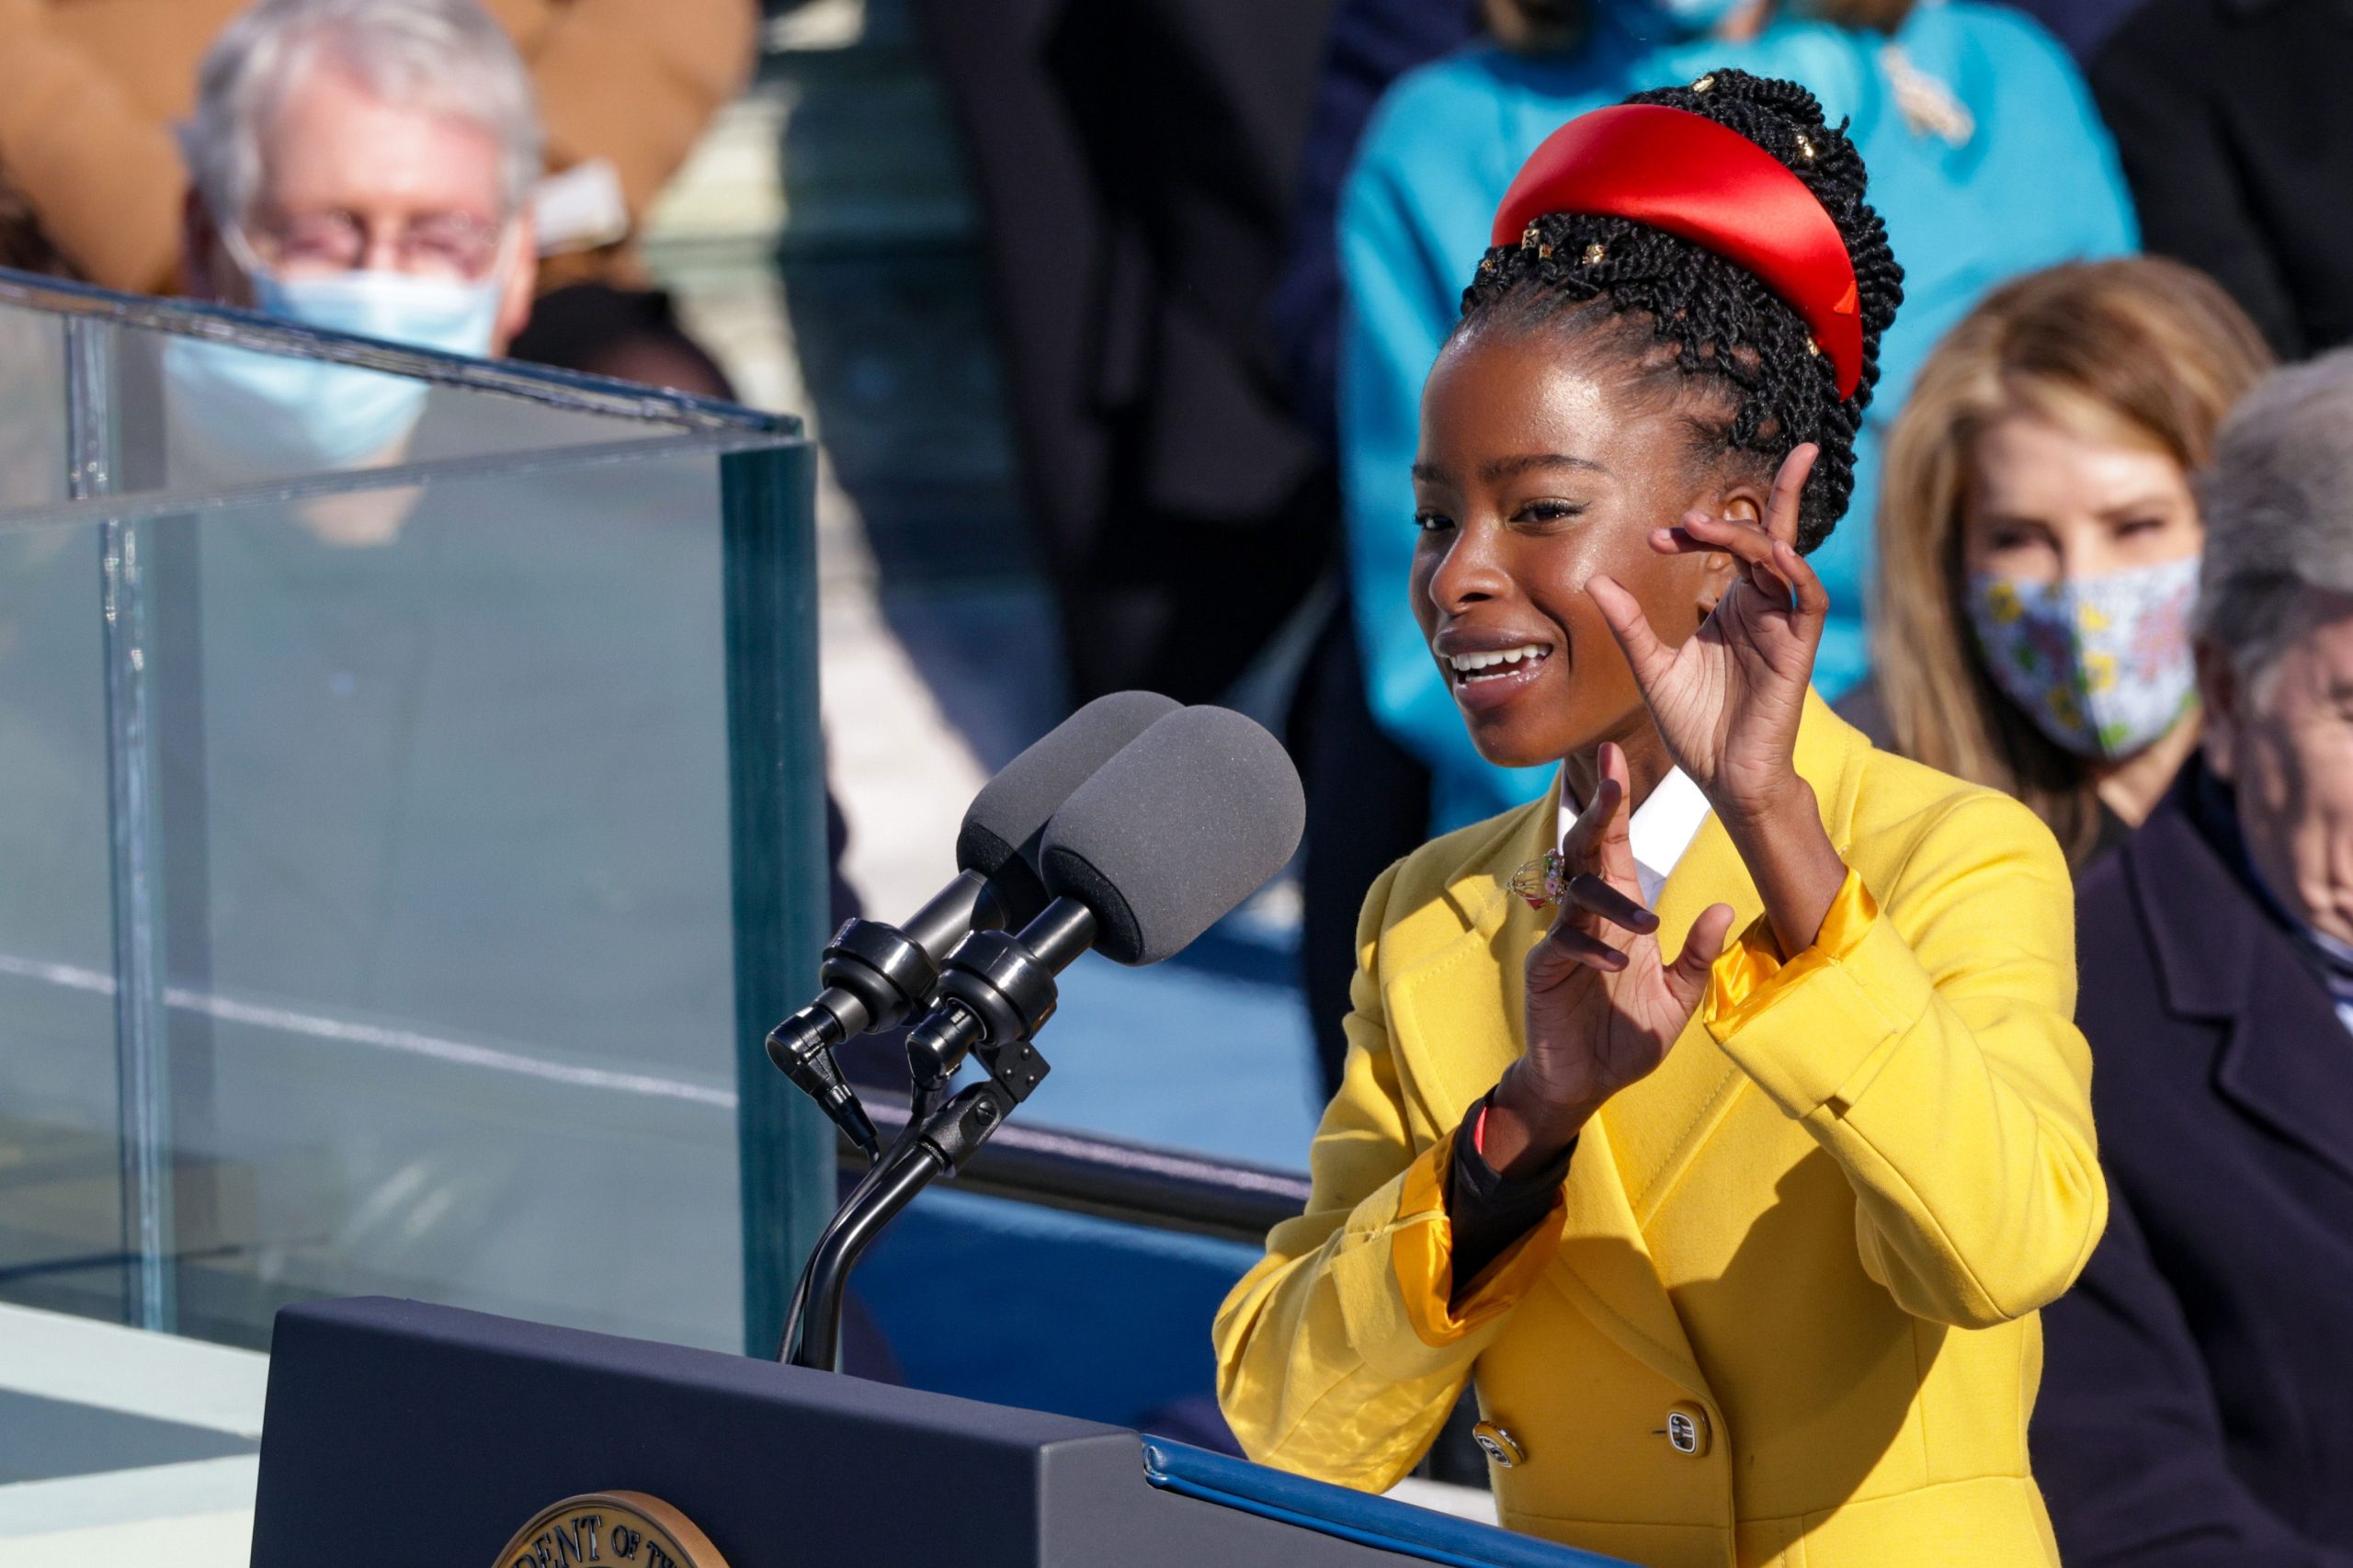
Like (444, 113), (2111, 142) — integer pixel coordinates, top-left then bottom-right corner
(1543, 744), (1655, 956)
(1557, 767), (1622, 870)
(1533, 920), (1631, 974)
(1565, 872), (1658, 937)
(1765, 443), (1819, 549)
(1669, 512), (1810, 609)
(1671, 511), (1780, 567)
(1662, 902), (1737, 1014)
(1590, 742), (1644, 895)
(1586, 573), (1675, 691)
(1773, 538), (1830, 626)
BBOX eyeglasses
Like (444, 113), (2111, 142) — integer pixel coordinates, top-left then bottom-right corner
(238, 209), (509, 281)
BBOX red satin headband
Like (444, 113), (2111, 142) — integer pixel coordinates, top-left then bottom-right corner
(1488, 103), (1864, 399)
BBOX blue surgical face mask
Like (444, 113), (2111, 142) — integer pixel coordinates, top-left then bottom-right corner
(165, 230), (507, 474)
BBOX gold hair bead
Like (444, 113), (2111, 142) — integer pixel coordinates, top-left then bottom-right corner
(1794, 132), (1817, 162)
(1538, 243), (1554, 259)
(1691, 74), (1715, 93)
(1522, 222), (1543, 249)
(1479, 257), (1496, 275)
(1805, 335), (1823, 357)
(1583, 242), (1606, 265)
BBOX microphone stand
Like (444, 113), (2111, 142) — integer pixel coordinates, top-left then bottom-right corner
(784, 1078), (1017, 1370)
(779, 903), (1090, 1370)
(781, 1039), (1055, 1369)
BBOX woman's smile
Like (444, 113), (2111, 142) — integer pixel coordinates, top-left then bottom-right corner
(1435, 627), (1559, 712)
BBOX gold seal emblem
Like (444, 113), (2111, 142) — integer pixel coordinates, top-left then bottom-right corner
(494, 1493), (731, 1568)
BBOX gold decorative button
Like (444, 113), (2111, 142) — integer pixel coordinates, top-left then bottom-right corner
(1470, 1420), (1525, 1469)
(1663, 1402), (1712, 1458)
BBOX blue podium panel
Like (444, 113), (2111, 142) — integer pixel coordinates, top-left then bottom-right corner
(1144, 1442), (1632, 1568)
(256, 1297), (1635, 1568)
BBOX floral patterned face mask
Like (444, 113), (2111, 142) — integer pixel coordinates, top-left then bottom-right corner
(1965, 556), (2200, 760)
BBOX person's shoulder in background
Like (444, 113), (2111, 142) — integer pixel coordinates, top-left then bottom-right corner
(1890, 0), (2131, 160)
(2087, 0), (2308, 117)
(2071, 808), (2149, 968)
(1845, 0), (2138, 388)
(2092, 0), (2227, 76)
(1343, 26), (1667, 211)
(1961, 0), (2154, 65)
(1346, 40), (1530, 203)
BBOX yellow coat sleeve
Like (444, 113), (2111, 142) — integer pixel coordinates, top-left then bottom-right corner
(1702, 791), (2107, 1330)
(1212, 862), (1562, 1491)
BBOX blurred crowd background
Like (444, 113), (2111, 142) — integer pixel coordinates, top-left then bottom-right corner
(1, 0), (2328, 1135)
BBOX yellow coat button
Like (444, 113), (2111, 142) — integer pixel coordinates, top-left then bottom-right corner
(1471, 1421), (1525, 1468)
(1663, 1402), (1712, 1457)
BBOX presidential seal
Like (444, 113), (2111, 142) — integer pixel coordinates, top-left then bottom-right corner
(495, 1493), (731, 1568)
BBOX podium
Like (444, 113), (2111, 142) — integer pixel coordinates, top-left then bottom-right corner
(250, 1297), (1630, 1568)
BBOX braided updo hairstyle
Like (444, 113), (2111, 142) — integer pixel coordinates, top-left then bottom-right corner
(1454, 70), (1904, 552)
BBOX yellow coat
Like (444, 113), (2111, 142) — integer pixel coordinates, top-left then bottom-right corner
(1214, 694), (2104, 1568)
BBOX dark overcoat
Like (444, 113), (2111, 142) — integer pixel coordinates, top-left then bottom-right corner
(2034, 763), (2353, 1565)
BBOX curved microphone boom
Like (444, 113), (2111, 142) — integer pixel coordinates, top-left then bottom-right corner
(904, 704), (1306, 1085)
(767, 689), (1179, 1154)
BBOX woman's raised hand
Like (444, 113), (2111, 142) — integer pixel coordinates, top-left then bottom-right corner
(1486, 743), (1736, 1173)
(1586, 443), (1825, 824)
(1577, 441), (1850, 971)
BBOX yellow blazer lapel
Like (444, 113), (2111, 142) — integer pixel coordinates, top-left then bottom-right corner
(1603, 692), (1866, 1218)
(1597, 815), (1761, 1226)
(1380, 783), (1557, 1137)
(1384, 780), (1714, 1400)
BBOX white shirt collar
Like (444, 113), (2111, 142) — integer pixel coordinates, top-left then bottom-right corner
(1555, 766), (1712, 908)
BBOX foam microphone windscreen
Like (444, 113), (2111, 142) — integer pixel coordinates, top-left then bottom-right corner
(1038, 705), (1305, 966)
(955, 690), (1182, 920)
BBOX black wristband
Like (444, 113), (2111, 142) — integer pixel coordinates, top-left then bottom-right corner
(1446, 1089), (1575, 1291)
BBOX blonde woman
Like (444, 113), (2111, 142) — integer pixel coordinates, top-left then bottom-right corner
(1859, 258), (2271, 865)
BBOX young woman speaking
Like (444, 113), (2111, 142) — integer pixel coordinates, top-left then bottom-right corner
(1215, 71), (2103, 1568)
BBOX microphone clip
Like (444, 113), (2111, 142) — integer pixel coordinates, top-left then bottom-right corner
(766, 894), (1011, 1164)
(904, 897), (1095, 1091)
(767, 1006), (880, 1160)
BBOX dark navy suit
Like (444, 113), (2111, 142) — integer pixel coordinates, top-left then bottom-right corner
(2034, 763), (2353, 1565)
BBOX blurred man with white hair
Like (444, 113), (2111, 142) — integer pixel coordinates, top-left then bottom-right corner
(0, 0), (750, 303)
(181, 0), (540, 365)
(2034, 347), (2353, 1565)
(161, 0), (549, 484)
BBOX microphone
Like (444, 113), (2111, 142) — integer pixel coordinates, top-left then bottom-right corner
(904, 704), (1305, 1085)
(767, 690), (1179, 1152)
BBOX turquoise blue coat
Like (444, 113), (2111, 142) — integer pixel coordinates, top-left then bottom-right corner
(1338, 3), (2136, 832)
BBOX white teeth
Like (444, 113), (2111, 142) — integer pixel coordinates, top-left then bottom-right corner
(1448, 644), (1549, 674)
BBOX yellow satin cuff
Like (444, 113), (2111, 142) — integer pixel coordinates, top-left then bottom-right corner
(1392, 1129), (1570, 1348)
(1704, 866), (1880, 1039)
